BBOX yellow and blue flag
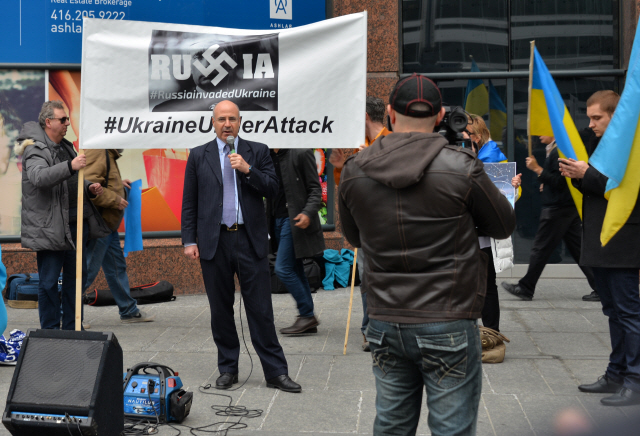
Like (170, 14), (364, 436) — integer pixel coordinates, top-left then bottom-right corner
(465, 59), (489, 116)
(489, 81), (507, 141)
(589, 29), (640, 246)
(529, 47), (589, 217)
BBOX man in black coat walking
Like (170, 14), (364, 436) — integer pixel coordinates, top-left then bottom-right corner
(560, 90), (640, 407)
(267, 149), (325, 334)
(501, 135), (598, 301)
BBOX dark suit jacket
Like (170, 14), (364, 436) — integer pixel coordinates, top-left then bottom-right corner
(181, 136), (278, 261)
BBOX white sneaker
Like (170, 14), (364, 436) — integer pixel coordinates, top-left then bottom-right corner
(121, 310), (156, 324)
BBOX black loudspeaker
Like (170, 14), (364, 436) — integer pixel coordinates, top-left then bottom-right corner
(2, 329), (124, 435)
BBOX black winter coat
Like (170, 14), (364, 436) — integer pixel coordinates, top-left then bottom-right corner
(572, 138), (640, 268)
(267, 149), (325, 259)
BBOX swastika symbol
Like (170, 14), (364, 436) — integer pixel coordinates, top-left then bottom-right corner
(192, 44), (238, 86)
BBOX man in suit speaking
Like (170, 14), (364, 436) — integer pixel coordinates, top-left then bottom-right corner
(181, 100), (300, 393)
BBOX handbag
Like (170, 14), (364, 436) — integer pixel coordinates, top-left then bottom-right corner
(3, 273), (63, 309)
(479, 326), (510, 364)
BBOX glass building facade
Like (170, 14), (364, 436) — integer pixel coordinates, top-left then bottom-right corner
(401, 0), (623, 264)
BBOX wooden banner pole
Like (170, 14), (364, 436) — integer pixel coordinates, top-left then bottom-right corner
(343, 248), (358, 355)
(75, 153), (85, 331)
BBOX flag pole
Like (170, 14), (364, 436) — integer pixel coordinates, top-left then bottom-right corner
(527, 40), (536, 157)
(343, 248), (358, 355)
(75, 153), (85, 332)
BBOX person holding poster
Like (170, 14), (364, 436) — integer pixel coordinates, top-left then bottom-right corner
(16, 101), (110, 330)
(181, 100), (300, 393)
(339, 75), (515, 435)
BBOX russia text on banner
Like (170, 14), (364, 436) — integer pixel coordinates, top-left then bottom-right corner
(79, 13), (367, 150)
(489, 81), (507, 141)
(530, 47), (588, 217)
(589, 27), (640, 246)
(464, 59), (488, 116)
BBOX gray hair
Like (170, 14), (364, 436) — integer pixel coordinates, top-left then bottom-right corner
(38, 100), (65, 129)
(366, 96), (385, 124)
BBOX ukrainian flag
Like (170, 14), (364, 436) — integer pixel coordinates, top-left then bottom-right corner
(589, 30), (640, 246)
(465, 59), (489, 116)
(529, 47), (589, 217)
(489, 81), (507, 141)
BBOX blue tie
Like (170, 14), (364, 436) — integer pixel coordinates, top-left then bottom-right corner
(222, 144), (237, 227)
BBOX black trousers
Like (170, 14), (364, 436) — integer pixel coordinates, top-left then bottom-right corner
(481, 247), (500, 331)
(200, 227), (288, 380)
(519, 206), (596, 295)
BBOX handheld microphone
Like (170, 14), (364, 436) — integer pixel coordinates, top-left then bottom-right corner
(226, 135), (235, 154)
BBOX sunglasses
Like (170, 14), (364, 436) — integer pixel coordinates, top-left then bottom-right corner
(49, 117), (69, 124)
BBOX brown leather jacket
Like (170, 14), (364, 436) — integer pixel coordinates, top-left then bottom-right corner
(339, 132), (515, 323)
(84, 149), (126, 231)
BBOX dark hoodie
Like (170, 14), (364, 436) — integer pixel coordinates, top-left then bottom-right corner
(339, 132), (515, 323)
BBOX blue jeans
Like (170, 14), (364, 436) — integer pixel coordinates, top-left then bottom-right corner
(36, 221), (86, 330)
(273, 217), (314, 318)
(593, 267), (640, 392)
(85, 229), (138, 318)
(366, 318), (482, 436)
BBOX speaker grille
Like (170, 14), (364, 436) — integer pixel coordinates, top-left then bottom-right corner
(12, 338), (104, 408)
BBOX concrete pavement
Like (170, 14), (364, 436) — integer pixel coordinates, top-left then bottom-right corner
(0, 278), (638, 435)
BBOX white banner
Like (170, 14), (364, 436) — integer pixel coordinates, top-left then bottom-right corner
(79, 13), (367, 149)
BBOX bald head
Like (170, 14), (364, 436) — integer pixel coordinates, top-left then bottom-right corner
(213, 100), (241, 141)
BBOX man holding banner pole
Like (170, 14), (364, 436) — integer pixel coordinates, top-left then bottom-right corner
(560, 90), (640, 406)
(16, 101), (110, 330)
(181, 100), (300, 393)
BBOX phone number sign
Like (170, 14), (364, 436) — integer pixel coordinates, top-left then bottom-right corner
(2, 0), (325, 64)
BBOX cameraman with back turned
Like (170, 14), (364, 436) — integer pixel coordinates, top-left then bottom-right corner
(339, 74), (515, 435)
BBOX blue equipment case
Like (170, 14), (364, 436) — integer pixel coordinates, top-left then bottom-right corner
(123, 362), (191, 423)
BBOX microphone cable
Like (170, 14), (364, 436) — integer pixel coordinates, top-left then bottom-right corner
(225, 134), (255, 393)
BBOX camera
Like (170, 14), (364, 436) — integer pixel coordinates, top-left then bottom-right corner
(437, 106), (472, 148)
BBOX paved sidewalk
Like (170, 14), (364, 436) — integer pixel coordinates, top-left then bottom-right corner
(0, 278), (638, 435)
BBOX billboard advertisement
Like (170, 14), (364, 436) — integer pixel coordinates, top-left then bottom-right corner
(2, 0), (325, 64)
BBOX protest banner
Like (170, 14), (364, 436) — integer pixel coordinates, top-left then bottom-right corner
(79, 13), (367, 150)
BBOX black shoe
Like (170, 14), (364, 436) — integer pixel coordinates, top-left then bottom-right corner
(501, 282), (533, 301)
(215, 373), (238, 390)
(578, 375), (622, 394)
(601, 388), (640, 406)
(582, 291), (600, 302)
(280, 316), (319, 334)
(266, 374), (301, 393)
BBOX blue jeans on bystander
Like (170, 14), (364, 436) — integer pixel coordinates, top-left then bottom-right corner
(366, 318), (482, 436)
(273, 217), (314, 318)
(36, 221), (87, 330)
(85, 229), (139, 318)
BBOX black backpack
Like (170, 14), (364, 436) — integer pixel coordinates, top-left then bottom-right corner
(83, 281), (175, 306)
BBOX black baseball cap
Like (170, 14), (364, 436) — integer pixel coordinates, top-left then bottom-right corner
(389, 73), (442, 118)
